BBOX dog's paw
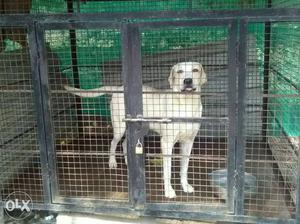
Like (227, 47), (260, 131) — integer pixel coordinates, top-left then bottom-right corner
(182, 183), (194, 193)
(165, 188), (176, 198)
(109, 156), (117, 169)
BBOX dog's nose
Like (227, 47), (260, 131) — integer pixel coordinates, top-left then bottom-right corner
(184, 78), (193, 85)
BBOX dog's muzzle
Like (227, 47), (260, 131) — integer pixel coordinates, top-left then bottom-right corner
(182, 78), (196, 92)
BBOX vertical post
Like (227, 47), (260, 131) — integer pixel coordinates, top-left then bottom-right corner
(235, 19), (248, 215)
(296, 52), (300, 223)
(34, 23), (59, 202)
(121, 23), (145, 210)
(67, 0), (83, 133)
(0, 2), (5, 214)
(227, 20), (238, 214)
(262, 0), (272, 144)
(296, 153), (300, 222)
(28, 23), (52, 204)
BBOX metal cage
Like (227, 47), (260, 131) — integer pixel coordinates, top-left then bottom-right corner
(0, 1), (300, 223)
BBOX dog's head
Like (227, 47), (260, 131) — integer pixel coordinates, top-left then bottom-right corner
(168, 62), (207, 93)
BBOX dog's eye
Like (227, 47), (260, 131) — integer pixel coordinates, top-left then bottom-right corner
(192, 69), (199, 73)
(177, 70), (184, 74)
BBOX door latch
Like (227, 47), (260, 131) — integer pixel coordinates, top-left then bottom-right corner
(123, 114), (172, 123)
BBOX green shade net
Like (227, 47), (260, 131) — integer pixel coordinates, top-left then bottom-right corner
(31, 0), (266, 13)
(268, 23), (300, 137)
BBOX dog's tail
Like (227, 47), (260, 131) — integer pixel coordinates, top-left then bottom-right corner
(64, 85), (124, 98)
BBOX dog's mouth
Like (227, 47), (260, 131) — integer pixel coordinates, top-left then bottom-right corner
(181, 87), (197, 93)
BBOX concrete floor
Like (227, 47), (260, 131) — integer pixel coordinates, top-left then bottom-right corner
(3, 211), (214, 224)
(56, 214), (214, 224)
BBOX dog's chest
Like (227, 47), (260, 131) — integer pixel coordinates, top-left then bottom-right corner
(175, 122), (200, 140)
(145, 93), (202, 140)
(167, 96), (203, 118)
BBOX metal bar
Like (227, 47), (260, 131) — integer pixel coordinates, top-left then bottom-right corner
(41, 21), (120, 30)
(35, 23), (59, 203)
(67, 0), (83, 136)
(145, 203), (227, 213)
(61, 88), (227, 96)
(138, 19), (234, 29)
(54, 196), (129, 207)
(297, 156), (300, 223)
(227, 20), (238, 214)
(32, 202), (137, 219)
(28, 23), (51, 204)
(144, 209), (296, 224)
(295, 51), (300, 224)
(123, 117), (172, 123)
(0, 200), (297, 224)
(235, 19), (248, 215)
(0, 89), (33, 93)
(55, 151), (227, 161)
(1, 9), (300, 25)
(262, 0), (272, 144)
(121, 23), (146, 210)
(123, 116), (228, 123)
(56, 151), (122, 156)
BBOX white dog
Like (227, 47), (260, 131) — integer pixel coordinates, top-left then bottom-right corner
(65, 62), (207, 198)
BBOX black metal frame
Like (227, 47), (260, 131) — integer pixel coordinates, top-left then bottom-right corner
(262, 0), (272, 144)
(1, 8), (300, 24)
(0, 8), (300, 224)
(67, 0), (87, 135)
(235, 19), (247, 216)
(121, 22), (146, 210)
(36, 21), (124, 207)
(227, 20), (238, 214)
(28, 23), (52, 205)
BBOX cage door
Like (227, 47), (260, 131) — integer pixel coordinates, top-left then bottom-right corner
(135, 20), (238, 214)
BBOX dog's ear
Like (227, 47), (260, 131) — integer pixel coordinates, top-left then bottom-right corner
(199, 64), (207, 85)
(168, 65), (176, 88)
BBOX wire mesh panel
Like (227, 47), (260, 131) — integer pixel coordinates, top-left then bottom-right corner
(0, 25), (28, 53)
(0, 27), (44, 203)
(244, 22), (300, 219)
(45, 28), (128, 202)
(140, 25), (231, 205)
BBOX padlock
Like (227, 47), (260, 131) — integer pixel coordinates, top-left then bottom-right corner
(135, 139), (143, 154)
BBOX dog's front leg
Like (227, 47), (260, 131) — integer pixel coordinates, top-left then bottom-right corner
(122, 138), (127, 165)
(109, 134), (123, 168)
(180, 139), (195, 193)
(161, 137), (176, 198)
